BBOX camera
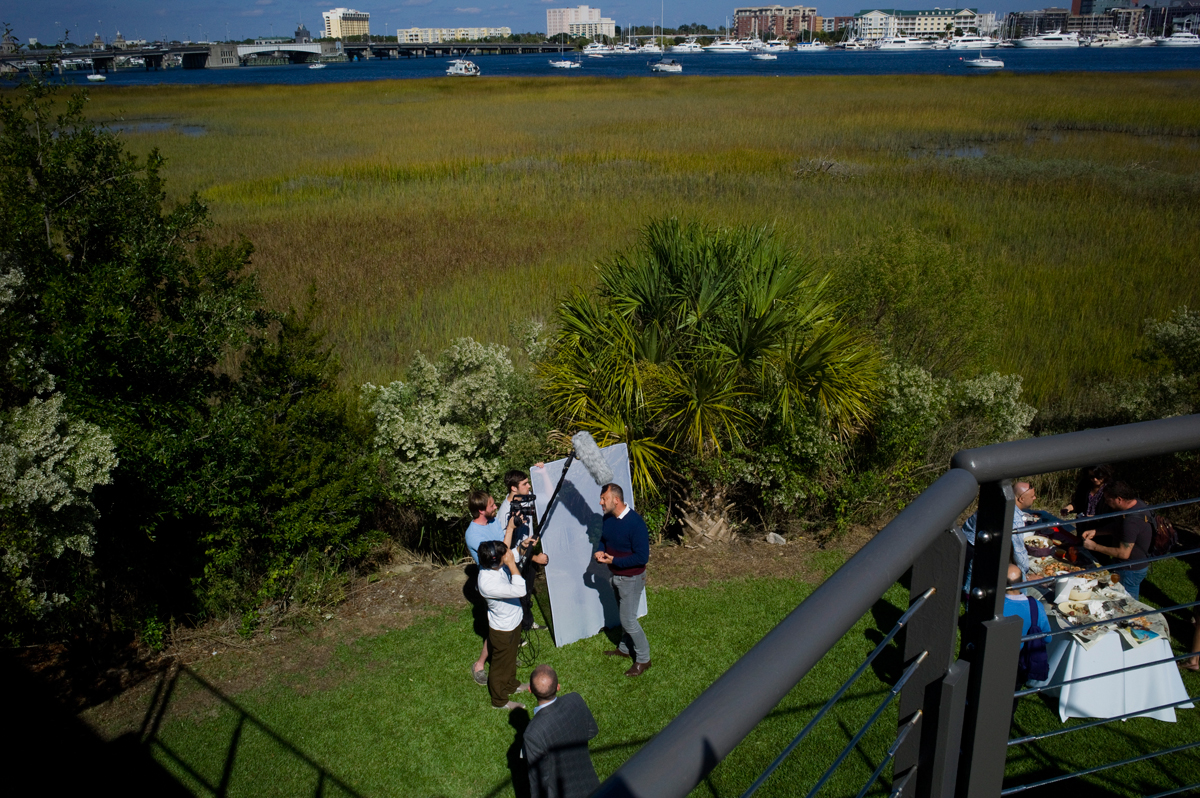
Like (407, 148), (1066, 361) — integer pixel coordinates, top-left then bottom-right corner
(510, 494), (538, 515)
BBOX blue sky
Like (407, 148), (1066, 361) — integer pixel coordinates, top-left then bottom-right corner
(7, 0), (1024, 44)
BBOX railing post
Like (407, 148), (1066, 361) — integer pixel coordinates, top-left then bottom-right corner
(956, 480), (1023, 798)
(894, 527), (968, 798)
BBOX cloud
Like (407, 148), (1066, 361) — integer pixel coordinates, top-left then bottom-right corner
(454, 6), (482, 12)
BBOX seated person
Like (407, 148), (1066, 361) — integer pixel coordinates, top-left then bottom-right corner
(1002, 564), (1050, 687)
(1062, 464), (1114, 534)
(962, 481), (1038, 597)
(1081, 481), (1153, 600)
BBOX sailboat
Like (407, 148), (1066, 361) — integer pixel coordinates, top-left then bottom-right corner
(649, 0), (682, 72)
(549, 35), (581, 68)
(87, 58), (106, 82)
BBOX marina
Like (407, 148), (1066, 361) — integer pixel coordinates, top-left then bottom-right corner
(24, 45), (1200, 86)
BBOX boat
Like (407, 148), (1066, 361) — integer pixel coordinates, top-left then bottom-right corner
(582, 41), (612, 56)
(1088, 32), (1139, 47)
(636, 40), (664, 55)
(1013, 30), (1081, 48)
(87, 60), (105, 82)
(445, 58), (480, 76)
(876, 36), (935, 51)
(308, 62), (326, 69)
(702, 39), (749, 53)
(961, 52), (1004, 68)
(1157, 31), (1200, 46)
(650, 57), (683, 72)
(549, 58), (581, 68)
(669, 37), (703, 53)
(929, 38), (950, 49)
(793, 40), (828, 52)
(750, 51), (777, 60)
(949, 34), (997, 49)
(764, 39), (791, 52)
(611, 42), (637, 54)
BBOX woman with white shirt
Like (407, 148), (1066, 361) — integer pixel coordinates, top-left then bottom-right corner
(477, 540), (529, 710)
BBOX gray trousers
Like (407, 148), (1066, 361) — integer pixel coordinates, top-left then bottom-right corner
(611, 572), (650, 663)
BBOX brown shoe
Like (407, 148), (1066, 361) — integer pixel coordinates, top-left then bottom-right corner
(625, 661), (652, 677)
(604, 649), (632, 658)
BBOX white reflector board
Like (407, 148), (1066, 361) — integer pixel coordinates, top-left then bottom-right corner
(530, 443), (648, 648)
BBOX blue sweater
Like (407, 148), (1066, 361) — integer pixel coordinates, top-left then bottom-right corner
(601, 509), (649, 576)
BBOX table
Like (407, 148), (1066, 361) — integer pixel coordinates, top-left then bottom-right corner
(1032, 617), (1194, 722)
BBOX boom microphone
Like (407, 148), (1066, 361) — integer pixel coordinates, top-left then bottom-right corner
(571, 431), (615, 487)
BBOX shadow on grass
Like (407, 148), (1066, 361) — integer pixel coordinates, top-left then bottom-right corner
(141, 664), (364, 797)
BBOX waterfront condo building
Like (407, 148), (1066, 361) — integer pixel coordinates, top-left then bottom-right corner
(853, 7), (979, 39)
(399, 26), (513, 42)
(546, 6), (616, 39)
(322, 8), (370, 39)
(734, 5), (818, 39)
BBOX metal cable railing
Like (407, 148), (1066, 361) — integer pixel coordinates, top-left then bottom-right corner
(1007, 695), (1200, 746)
(1017, 496), (1200, 536)
(1021, 598), (1200, 641)
(999, 741), (1200, 795)
(739, 589), (937, 798)
(854, 710), (921, 798)
(1015, 649), (1200, 697)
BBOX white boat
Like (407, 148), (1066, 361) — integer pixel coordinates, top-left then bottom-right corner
(839, 39), (871, 50)
(1157, 31), (1200, 46)
(650, 57), (682, 72)
(949, 34), (997, 49)
(86, 73), (106, 82)
(764, 39), (791, 52)
(611, 43), (637, 54)
(961, 53), (1004, 68)
(929, 38), (950, 49)
(308, 62), (326, 69)
(793, 40), (828, 52)
(582, 41), (612, 56)
(669, 37), (703, 53)
(1013, 30), (1081, 48)
(737, 37), (767, 51)
(445, 58), (480, 76)
(549, 58), (581, 68)
(636, 41), (664, 54)
(876, 36), (934, 51)
(750, 51), (777, 60)
(1089, 32), (1140, 47)
(702, 39), (748, 53)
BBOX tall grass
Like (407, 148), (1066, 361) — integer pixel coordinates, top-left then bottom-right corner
(82, 72), (1200, 403)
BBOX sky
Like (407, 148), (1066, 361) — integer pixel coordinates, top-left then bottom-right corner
(7, 0), (1029, 45)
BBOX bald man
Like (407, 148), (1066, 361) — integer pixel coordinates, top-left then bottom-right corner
(522, 665), (599, 798)
(961, 481), (1039, 597)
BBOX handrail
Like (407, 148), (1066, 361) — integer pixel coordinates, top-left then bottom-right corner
(594, 414), (1200, 798)
(591, 468), (980, 798)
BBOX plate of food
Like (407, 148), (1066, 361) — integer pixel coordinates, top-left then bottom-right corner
(1057, 601), (1091, 617)
(1025, 535), (1055, 557)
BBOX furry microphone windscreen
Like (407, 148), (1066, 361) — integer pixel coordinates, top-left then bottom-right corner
(571, 431), (615, 487)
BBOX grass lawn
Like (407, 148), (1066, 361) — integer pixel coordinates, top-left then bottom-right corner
(102, 554), (1200, 797)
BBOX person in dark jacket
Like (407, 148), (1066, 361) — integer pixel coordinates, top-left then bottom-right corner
(593, 483), (652, 676)
(523, 665), (600, 798)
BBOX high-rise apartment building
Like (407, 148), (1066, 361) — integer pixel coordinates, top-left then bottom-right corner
(546, 6), (615, 38)
(734, 5), (817, 39)
(322, 8), (370, 39)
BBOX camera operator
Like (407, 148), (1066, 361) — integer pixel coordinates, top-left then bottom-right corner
(466, 489), (524, 686)
(496, 469), (549, 632)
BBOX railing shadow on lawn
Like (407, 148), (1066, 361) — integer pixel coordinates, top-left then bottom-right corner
(139, 663), (365, 798)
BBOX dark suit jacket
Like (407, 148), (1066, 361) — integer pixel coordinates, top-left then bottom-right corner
(524, 692), (600, 798)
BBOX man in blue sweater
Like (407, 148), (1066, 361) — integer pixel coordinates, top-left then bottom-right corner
(593, 483), (652, 676)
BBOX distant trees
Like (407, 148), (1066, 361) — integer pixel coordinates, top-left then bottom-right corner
(0, 80), (375, 642)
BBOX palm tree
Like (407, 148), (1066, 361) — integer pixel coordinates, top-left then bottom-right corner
(542, 218), (882, 497)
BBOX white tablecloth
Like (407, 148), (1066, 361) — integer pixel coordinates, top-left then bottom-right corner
(1033, 626), (1193, 722)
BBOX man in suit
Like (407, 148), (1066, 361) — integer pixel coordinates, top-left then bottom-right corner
(523, 665), (600, 798)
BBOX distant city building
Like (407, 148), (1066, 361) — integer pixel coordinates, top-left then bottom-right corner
(855, 10), (899, 38)
(1, 31), (17, 53)
(398, 26), (514, 42)
(323, 8), (370, 39)
(546, 6), (615, 38)
(295, 24), (313, 43)
(852, 8), (979, 39)
(734, 5), (817, 39)
(28, 36), (40, 48)
(91, 33), (105, 50)
(822, 15), (858, 31)
(1006, 7), (1070, 36)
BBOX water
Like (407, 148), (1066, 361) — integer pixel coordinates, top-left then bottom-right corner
(47, 46), (1200, 87)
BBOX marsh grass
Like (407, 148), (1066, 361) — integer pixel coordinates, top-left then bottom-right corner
(81, 72), (1200, 402)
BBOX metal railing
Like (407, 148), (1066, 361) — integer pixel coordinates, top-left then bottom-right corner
(594, 414), (1200, 798)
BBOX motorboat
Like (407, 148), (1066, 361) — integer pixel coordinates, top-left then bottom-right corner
(636, 41), (664, 54)
(876, 36), (934, 51)
(1089, 32), (1140, 47)
(702, 39), (749, 53)
(839, 39), (871, 50)
(611, 43), (637, 54)
(549, 58), (581, 68)
(445, 58), (480, 76)
(961, 53), (1004, 68)
(793, 40), (828, 52)
(669, 37), (703, 53)
(650, 57), (682, 72)
(582, 41), (612, 56)
(308, 62), (327, 69)
(1157, 31), (1200, 46)
(949, 34), (997, 49)
(86, 73), (106, 82)
(737, 37), (767, 51)
(1013, 30), (1081, 48)
(750, 51), (777, 60)
(764, 39), (791, 52)
(929, 38), (950, 49)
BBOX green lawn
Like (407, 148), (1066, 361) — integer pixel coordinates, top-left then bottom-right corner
(125, 558), (1200, 797)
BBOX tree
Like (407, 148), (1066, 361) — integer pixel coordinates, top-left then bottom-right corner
(541, 219), (883, 496)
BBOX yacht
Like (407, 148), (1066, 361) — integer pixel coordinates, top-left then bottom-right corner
(949, 34), (997, 49)
(793, 40), (828, 52)
(1089, 32), (1140, 47)
(702, 39), (749, 53)
(549, 57), (581, 68)
(1013, 30), (1081, 48)
(445, 58), (480, 76)
(764, 39), (791, 52)
(876, 36), (935, 50)
(611, 42), (638, 54)
(636, 40), (664, 54)
(650, 57), (683, 72)
(582, 41), (612, 56)
(1157, 31), (1200, 46)
(736, 37), (767, 51)
(669, 37), (703, 53)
